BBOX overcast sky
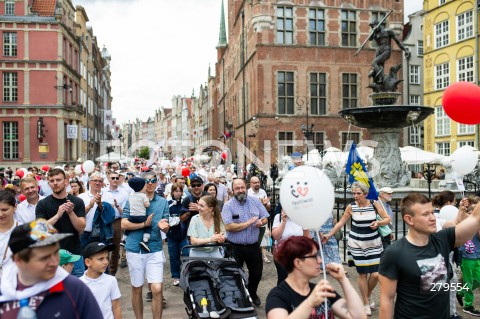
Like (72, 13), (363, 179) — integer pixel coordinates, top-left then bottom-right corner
(75, 0), (424, 125)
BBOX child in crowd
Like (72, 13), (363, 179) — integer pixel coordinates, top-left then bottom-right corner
(59, 249), (80, 274)
(457, 197), (480, 316)
(122, 176), (151, 252)
(80, 242), (121, 319)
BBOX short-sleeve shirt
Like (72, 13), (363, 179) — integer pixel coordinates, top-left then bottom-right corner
(221, 196), (270, 245)
(122, 194), (169, 254)
(216, 183), (228, 202)
(129, 192), (149, 217)
(15, 195), (44, 224)
(272, 213), (304, 243)
(78, 191), (115, 232)
(35, 194), (86, 255)
(80, 273), (121, 319)
(265, 280), (341, 319)
(379, 227), (455, 319)
(180, 192), (206, 226)
(102, 187), (129, 219)
(187, 214), (225, 252)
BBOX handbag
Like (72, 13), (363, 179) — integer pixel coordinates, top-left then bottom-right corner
(371, 200), (392, 237)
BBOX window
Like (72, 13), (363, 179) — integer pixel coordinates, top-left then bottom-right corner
(409, 95), (420, 105)
(436, 142), (450, 156)
(457, 56), (474, 82)
(341, 10), (356, 47)
(3, 122), (18, 160)
(439, 0), (446, 4)
(277, 71), (294, 115)
(371, 12), (387, 27)
(435, 106), (450, 136)
(276, 6), (293, 44)
(3, 72), (17, 102)
(417, 40), (424, 56)
(3, 32), (17, 56)
(5, 0), (14, 15)
(341, 132), (360, 150)
(435, 62), (449, 90)
(309, 9), (325, 46)
(313, 132), (324, 152)
(459, 141), (475, 148)
(408, 126), (422, 146)
(409, 65), (420, 84)
(435, 20), (449, 49)
(278, 131), (294, 157)
(457, 10), (473, 41)
(342, 73), (357, 109)
(310, 73), (326, 115)
(458, 124), (475, 135)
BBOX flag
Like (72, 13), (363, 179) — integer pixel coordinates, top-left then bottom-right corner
(346, 142), (378, 200)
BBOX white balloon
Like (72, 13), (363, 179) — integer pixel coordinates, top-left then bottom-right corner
(74, 165), (82, 175)
(438, 205), (458, 221)
(451, 145), (478, 176)
(279, 166), (334, 229)
(83, 160), (95, 174)
(21, 168), (29, 176)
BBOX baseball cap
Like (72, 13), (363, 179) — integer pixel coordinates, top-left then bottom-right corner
(8, 219), (72, 255)
(83, 242), (115, 259)
(379, 187), (393, 194)
(190, 176), (204, 185)
(59, 249), (81, 266)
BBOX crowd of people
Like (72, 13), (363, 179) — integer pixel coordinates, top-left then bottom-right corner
(0, 155), (478, 319)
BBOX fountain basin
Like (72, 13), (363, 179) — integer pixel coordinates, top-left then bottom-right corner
(339, 105), (434, 129)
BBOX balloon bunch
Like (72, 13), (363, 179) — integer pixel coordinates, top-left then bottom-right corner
(74, 160), (95, 175)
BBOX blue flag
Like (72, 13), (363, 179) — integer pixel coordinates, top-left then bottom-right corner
(345, 143), (379, 200)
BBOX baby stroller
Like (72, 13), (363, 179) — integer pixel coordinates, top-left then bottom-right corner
(180, 244), (258, 319)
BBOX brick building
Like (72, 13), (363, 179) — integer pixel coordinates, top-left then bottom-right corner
(213, 0), (405, 168)
(0, 0), (112, 167)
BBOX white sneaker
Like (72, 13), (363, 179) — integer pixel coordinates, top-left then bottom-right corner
(370, 299), (376, 310)
(364, 305), (372, 316)
(173, 278), (180, 286)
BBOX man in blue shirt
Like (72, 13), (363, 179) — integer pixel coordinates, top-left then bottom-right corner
(222, 178), (270, 306)
(122, 171), (170, 319)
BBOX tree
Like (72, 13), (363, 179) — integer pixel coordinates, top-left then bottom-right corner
(138, 146), (150, 159)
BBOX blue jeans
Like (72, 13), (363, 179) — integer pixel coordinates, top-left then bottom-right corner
(71, 256), (85, 277)
(167, 237), (188, 279)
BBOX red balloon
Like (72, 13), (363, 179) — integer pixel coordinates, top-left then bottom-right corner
(181, 167), (190, 177)
(442, 82), (480, 124)
(221, 152), (228, 160)
(15, 170), (24, 178)
(18, 194), (26, 202)
(141, 166), (149, 172)
(41, 165), (49, 171)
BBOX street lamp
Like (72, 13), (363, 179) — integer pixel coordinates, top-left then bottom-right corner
(296, 96), (314, 161)
(424, 162), (438, 199)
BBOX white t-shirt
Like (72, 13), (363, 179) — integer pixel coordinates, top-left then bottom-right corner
(15, 195), (44, 224)
(79, 272), (121, 319)
(129, 192), (149, 217)
(248, 188), (269, 203)
(272, 213), (305, 243)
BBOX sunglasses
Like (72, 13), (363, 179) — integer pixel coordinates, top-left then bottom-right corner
(110, 177), (119, 180)
(191, 184), (202, 188)
(145, 178), (157, 184)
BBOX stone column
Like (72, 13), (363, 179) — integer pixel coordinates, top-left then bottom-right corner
(370, 127), (411, 188)
(23, 117), (31, 163)
(57, 117), (65, 163)
(71, 120), (78, 162)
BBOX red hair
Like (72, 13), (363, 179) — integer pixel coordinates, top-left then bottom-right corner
(274, 236), (319, 273)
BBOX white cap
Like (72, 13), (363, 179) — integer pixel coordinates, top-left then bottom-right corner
(379, 187), (393, 194)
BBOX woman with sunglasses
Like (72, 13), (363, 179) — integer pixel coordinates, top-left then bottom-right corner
(266, 236), (365, 319)
(69, 178), (85, 196)
(321, 181), (390, 316)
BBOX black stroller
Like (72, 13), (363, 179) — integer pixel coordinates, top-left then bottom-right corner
(179, 244), (258, 319)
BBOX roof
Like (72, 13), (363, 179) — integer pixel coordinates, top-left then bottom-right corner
(31, 0), (56, 17)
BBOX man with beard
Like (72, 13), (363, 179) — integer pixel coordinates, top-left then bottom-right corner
(15, 177), (44, 223)
(36, 168), (86, 277)
(221, 178), (270, 306)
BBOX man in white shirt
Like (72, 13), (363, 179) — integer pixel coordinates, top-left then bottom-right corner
(247, 176), (271, 211)
(102, 170), (129, 275)
(118, 172), (133, 195)
(15, 177), (44, 223)
(78, 172), (114, 248)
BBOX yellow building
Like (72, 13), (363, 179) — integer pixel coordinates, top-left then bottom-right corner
(423, 0), (477, 155)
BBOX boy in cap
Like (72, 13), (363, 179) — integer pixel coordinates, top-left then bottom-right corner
(80, 242), (121, 319)
(0, 219), (102, 318)
(59, 248), (80, 274)
(122, 176), (151, 252)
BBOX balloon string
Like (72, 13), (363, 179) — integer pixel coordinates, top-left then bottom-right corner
(317, 230), (328, 316)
